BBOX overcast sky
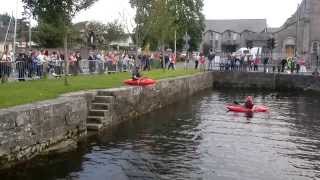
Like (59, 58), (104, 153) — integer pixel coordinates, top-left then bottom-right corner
(0, 0), (302, 29)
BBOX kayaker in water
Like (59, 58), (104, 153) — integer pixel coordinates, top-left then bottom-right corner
(132, 66), (142, 80)
(244, 96), (254, 109)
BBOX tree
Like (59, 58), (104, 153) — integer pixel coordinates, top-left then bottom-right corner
(130, 0), (205, 51)
(170, 0), (205, 51)
(22, 0), (98, 85)
(144, 0), (176, 69)
(32, 22), (65, 48)
(72, 21), (127, 49)
(0, 13), (13, 26)
(104, 21), (127, 45)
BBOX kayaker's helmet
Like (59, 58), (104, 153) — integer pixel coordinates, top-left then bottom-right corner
(246, 96), (253, 103)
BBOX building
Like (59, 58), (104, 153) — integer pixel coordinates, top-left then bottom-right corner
(202, 0), (320, 68)
(273, 0), (320, 66)
(202, 19), (272, 53)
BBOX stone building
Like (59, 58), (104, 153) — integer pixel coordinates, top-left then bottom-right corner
(202, 19), (272, 53)
(273, 0), (320, 66)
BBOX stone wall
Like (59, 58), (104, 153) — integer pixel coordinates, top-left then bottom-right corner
(94, 72), (214, 126)
(0, 97), (88, 169)
(211, 71), (320, 92)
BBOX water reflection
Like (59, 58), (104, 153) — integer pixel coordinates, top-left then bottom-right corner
(2, 90), (320, 180)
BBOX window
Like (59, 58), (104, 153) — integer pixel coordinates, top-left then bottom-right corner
(215, 40), (219, 48)
(210, 32), (214, 40)
(215, 34), (219, 40)
(312, 42), (319, 53)
(233, 34), (238, 41)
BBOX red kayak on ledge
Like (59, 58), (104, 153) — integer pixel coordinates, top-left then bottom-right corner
(124, 78), (156, 86)
(227, 104), (269, 113)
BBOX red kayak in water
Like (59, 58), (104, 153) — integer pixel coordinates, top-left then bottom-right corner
(124, 78), (156, 86)
(227, 104), (269, 113)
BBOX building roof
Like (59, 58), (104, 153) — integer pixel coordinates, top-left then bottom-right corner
(205, 19), (267, 34)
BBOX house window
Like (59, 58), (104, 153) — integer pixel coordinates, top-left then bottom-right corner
(312, 41), (319, 53)
(233, 34), (238, 41)
(210, 32), (214, 40)
(215, 40), (219, 48)
(215, 34), (219, 40)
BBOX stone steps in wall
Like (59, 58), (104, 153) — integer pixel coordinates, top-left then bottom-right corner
(93, 96), (114, 103)
(97, 91), (113, 96)
(88, 109), (109, 117)
(87, 116), (105, 124)
(86, 94), (114, 131)
(87, 123), (103, 131)
(91, 103), (109, 110)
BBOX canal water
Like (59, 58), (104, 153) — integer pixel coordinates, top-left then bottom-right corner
(3, 90), (320, 180)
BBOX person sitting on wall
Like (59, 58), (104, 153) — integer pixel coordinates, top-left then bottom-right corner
(132, 65), (142, 80)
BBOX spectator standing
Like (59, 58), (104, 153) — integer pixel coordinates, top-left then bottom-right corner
(1, 51), (12, 81)
(75, 52), (82, 74)
(199, 53), (206, 71)
(168, 53), (176, 70)
(36, 51), (46, 78)
(254, 56), (260, 71)
(299, 57), (307, 73)
(69, 52), (77, 75)
(16, 53), (27, 81)
(194, 53), (199, 69)
(208, 49), (215, 71)
(88, 52), (95, 74)
(281, 58), (287, 72)
(263, 56), (269, 73)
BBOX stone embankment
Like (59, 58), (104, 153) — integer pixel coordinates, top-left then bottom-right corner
(211, 71), (320, 92)
(0, 72), (213, 169)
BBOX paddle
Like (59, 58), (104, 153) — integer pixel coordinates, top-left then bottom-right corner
(233, 101), (242, 105)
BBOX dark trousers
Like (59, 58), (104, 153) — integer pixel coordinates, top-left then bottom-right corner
(168, 63), (175, 70)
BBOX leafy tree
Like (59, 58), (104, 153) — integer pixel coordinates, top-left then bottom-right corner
(32, 22), (65, 48)
(104, 21), (127, 45)
(22, 0), (98, 85)
(22, 0), (98, 48)
(0, 13), (13, 26)
(73, 21), (127, 49)
(130, 0), (205, 51)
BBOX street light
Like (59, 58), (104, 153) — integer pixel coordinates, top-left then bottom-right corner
(317, 46), (319, 72)
(313, 45), (320, 76)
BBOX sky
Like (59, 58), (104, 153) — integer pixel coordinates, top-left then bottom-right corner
(0, 0), (303, 29)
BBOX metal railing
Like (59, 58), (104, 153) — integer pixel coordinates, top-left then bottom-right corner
(0, 59), (135, 82)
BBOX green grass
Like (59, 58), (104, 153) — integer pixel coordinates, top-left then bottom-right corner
(0, 69), (200, 108)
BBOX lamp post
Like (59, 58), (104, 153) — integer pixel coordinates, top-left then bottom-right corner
(317, 48), (319, 72)
(313, 46), (320, 76)
(13, 0), (19, 62)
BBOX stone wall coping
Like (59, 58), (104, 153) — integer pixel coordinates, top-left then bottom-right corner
(0, 96), (86, 113)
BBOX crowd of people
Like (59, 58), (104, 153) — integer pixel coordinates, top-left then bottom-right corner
(1, 50), (65, 81)
(0, 49), (178, 82)
(190, 49), (310, 74)
(1, 47), (314, 82)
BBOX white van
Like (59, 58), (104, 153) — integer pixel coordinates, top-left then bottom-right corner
(250, 47), (263, 58)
